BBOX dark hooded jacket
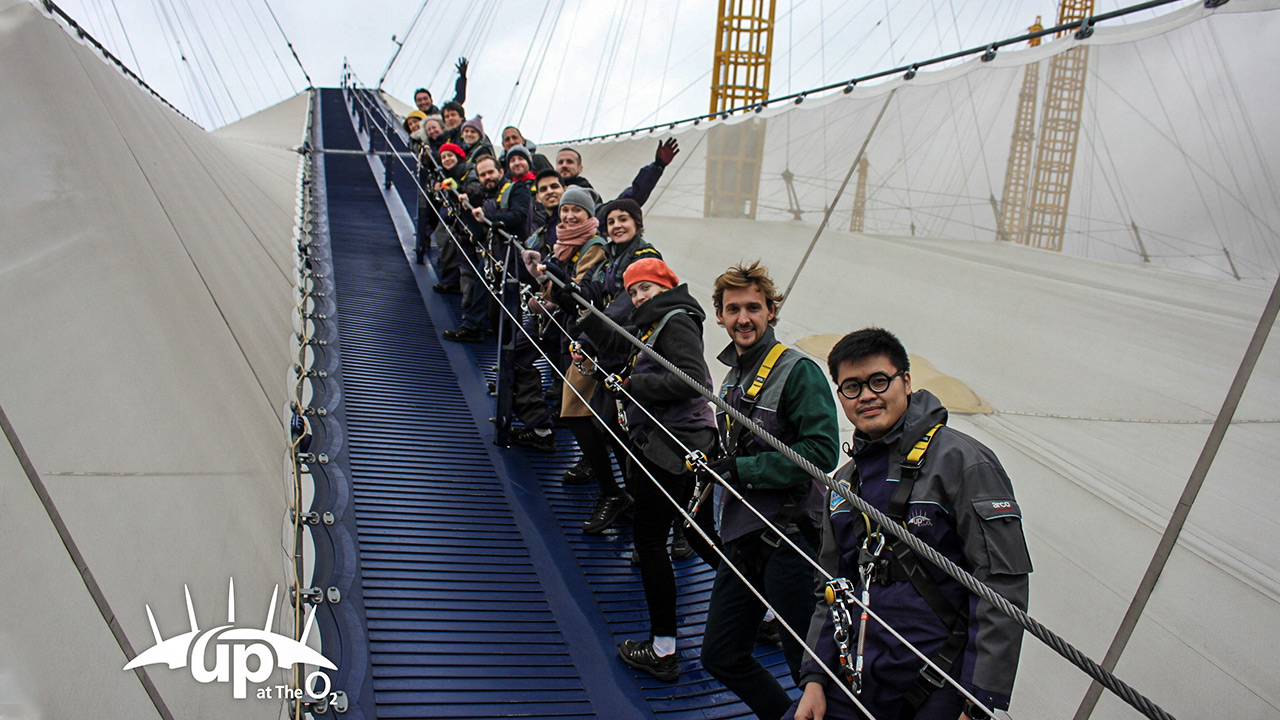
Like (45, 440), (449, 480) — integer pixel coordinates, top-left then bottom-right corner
(577, 284), (716, 473)
(799, 389), (1032, 716)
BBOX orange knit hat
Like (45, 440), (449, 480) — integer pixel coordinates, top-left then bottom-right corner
(623, 258), (679, 290)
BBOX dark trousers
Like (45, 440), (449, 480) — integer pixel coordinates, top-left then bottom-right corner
(702, 531), (818, 720)
(457, 245), (489, 331)
(562, 417), (621, 496)
(511, 319), (552, 431)
(782, 681), (966, 720)
(437, 227), (461, 285)
(630, 459), (694, 638)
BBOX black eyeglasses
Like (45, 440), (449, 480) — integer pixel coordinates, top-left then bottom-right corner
(838, 370), (905, 400)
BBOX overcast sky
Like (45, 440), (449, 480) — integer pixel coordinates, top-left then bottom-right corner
(50, 0), (1196, 138)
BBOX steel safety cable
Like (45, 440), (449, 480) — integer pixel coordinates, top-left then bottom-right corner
(513, 0), (567, 129)
(260, 0), (312, 87)
(547, 0), (1186, 146)
(172, 0), (243, 118)
(378, 0), (433, 88)
(780, 90), (896, 305)
(535, 0), (585, 135)
(529, 299), (996, 717)
(151, 0), (224, 126)
(1209, 21), (1280, 269)
(498, 0), (555, 123)
(240, 0), (297, 93)
(350, 86), (1170, 718)
(102, 0), (142, 79)
(208, 0), (272, 108)
(492, 289), (883, 718)
(1174, 26), (1280, 270)
(538, 265), (1177, 720)
(333, 99), (908, 708)
(580, 0), (629, 137)
(354, 87), (1016, 718)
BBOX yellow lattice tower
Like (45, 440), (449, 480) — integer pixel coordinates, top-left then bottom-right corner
(850, 156), (869, 232)
(1025, 0), (1093, 251)
(998, 17), (1044, 244)
(704, 0), (777, 219)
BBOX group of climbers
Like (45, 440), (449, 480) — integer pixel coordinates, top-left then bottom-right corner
(398, 61), (1032, 720)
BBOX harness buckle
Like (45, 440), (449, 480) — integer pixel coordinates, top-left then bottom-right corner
(917, 662), (948, 690)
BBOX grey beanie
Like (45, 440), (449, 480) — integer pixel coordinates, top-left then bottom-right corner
(504, 144), (533, 169)
(560, 185), (597, 215)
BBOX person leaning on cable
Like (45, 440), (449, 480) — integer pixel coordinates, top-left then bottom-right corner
(785, 327), (1031, 720)
(696, 261), (840, 720)
(557, 257), (717, 683)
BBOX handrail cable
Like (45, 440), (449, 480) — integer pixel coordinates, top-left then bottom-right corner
(546, 0), (1187, 145)
(39, 0), (201, 126)
(346, 82), (1174, 720)
(340, 84), (897, 716)
(780, 90), (895, 307)
(339, 87), (944, 718)
(260, 0), (312, 87)
(377, 0), (433, 88)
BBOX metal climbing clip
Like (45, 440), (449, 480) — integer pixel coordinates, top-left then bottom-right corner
(824, 577), (861, 693)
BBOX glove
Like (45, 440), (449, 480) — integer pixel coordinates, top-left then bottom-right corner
(655, 138), (680, 167)
(456, 57), (469, 76)
(521, 249), (542, 278)
(704, 456), (738, 487)
(542, 263), (581, 311)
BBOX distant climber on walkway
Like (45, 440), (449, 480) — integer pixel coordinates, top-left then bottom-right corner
(413, 57), (468, 116)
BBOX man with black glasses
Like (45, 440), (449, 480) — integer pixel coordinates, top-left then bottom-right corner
(786, 327), (1031, 720)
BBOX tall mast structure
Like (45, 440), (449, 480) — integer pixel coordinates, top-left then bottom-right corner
(998, 17), (1044, 244)
(1025, 0), (1093, 251)
(704, 0), (777, 219)
(850, 156), (869, 232)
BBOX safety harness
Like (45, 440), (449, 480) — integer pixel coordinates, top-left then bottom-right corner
(826, 422), (969, 718)
(718, 343), (822, 573)
(604, 307), (690, 432)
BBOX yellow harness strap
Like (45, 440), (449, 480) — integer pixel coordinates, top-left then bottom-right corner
(904, 423), (944, 466)
(745, 343), (788, 400)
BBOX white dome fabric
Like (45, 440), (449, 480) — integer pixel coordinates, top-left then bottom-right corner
(2, 0), (1279, 717)
(1, 2), (303, 717)
(544, 4), (1280, 717)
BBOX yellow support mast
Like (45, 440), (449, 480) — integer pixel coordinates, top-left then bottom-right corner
(850, 156), (869, 232)
(1025, 0), (1093, 251)
(998, 17), (1044, 244)
(704, 0), (777, 219)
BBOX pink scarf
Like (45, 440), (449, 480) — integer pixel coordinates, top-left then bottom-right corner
(553, 216), (600, 261)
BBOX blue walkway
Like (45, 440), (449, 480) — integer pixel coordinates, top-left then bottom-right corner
(314, 87), (793, 719)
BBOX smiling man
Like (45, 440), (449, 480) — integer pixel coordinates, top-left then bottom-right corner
(786, 327), (1031, 720)
(698, 261), (840, 720)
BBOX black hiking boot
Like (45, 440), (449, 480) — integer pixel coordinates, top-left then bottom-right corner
(618, 639), (679, 682)
(583, 493), (632, 534)
(510, 427), (556, 452)
(442, 326), (483, 342)
(757, 618), (782, 647)
(562, 457), (595, 485)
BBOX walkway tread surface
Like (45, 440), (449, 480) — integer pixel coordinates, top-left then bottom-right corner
(319, 87), (791, 718)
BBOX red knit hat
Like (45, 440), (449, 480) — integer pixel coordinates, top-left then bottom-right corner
(440, 142), (466, 160)
(623, 258), (678, 291)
